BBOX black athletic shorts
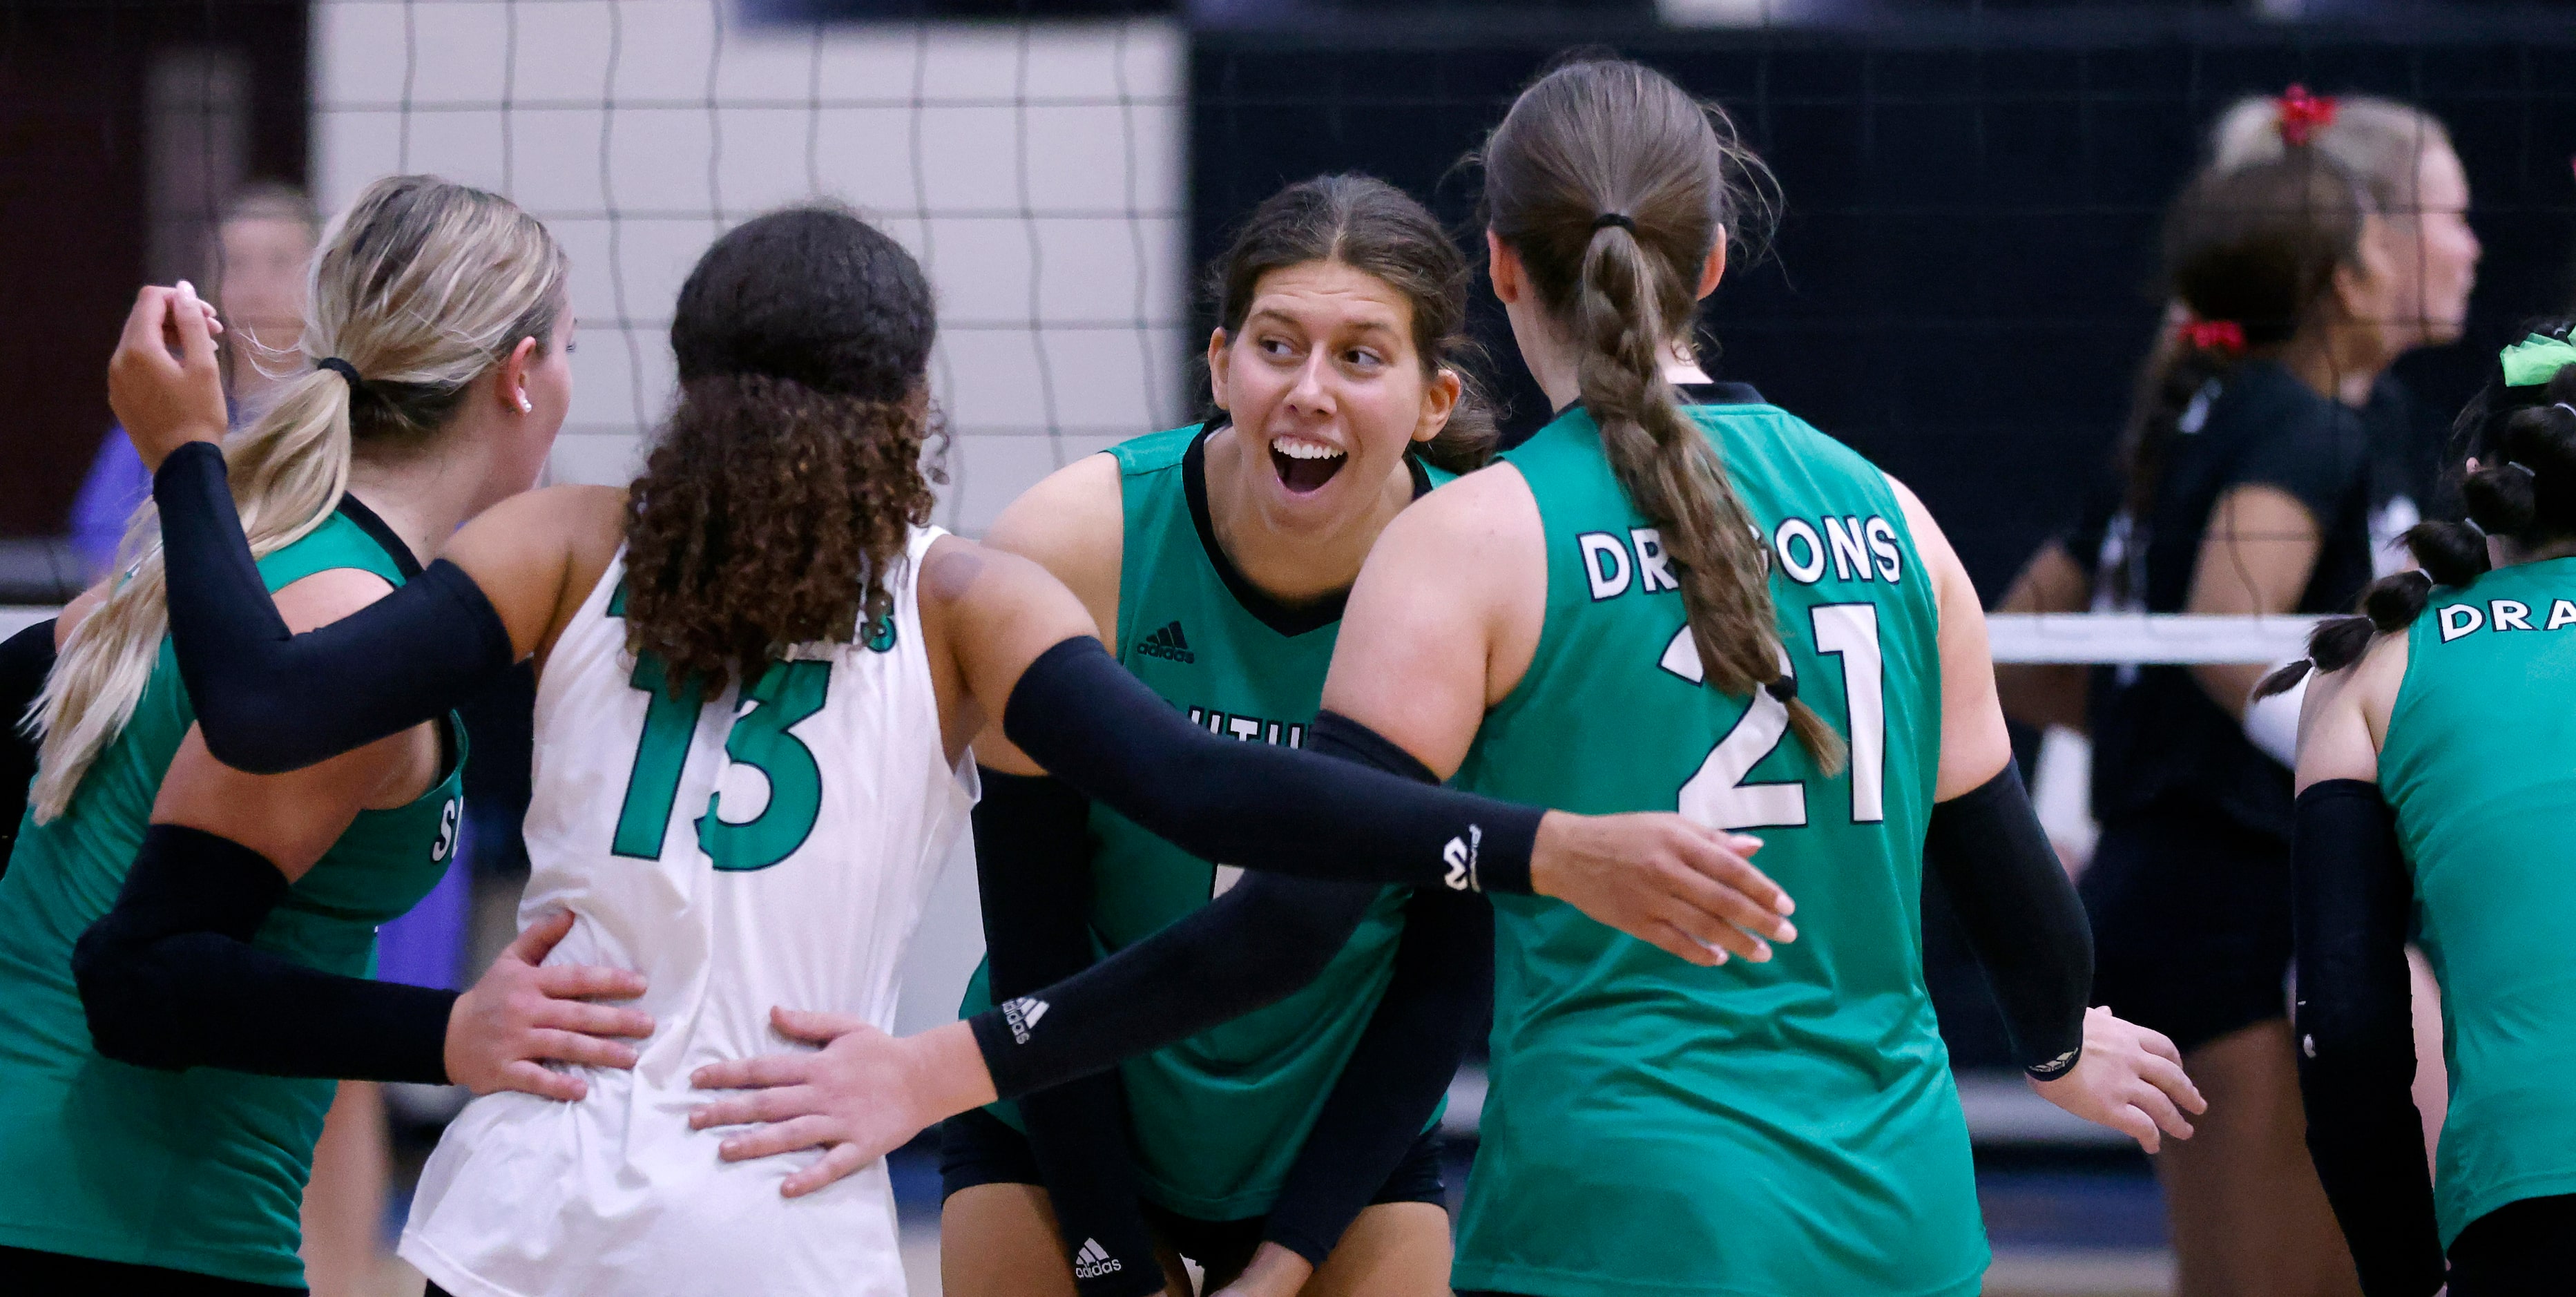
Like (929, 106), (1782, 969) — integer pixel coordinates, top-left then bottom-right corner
(2447, 1193), (2576, 1296)
(0, 1245), (303, 1295)
(938, 1104), (1446, 1268)
(2080, 800), (2293, 1056)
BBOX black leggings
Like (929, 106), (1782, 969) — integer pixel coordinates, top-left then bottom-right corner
(2448, 1193), (2576, 1296)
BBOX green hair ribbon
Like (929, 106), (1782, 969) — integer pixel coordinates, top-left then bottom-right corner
(2499, 333), (2576, 387)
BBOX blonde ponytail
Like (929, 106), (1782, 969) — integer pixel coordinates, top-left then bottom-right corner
(1482, 58), (1841, 772)
(30, 175), (565, 820)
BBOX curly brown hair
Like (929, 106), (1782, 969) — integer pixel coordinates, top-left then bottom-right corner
(620, 206), (944, 692)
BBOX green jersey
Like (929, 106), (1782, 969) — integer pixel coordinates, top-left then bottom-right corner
(1448, 405), (1982, 1297)
(2380, 556), (2576, 1247)
(963, 423), (1437, 1219)
(0, 508), (465, 1287)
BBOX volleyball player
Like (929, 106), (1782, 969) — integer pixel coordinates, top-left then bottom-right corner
(117, 201), (1796, 1296)
(2267, 326), (2576, 1295)
(946, 174), (1495, 1297)
(0, 176), (653, 1292)
(693, 57), (2203, 1296)
(1995, 123), (2432, 1293)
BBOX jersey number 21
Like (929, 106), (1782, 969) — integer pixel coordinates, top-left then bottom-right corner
(1668, 603), (1885, 830)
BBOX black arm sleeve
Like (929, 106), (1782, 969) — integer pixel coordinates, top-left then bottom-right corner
(1922, 761), (2092, 1078)
(1267, 884), (1489, 1264)
(0, 617), (56, 872)
(2290, 780), (2445, 1297)
(972, 771), (1163, 1297)
(151, 442), (515, 774)
(968, 865), (1381, 1103)
(73, 823), (456, 1083)
(1262, 712), (1492, 1265)
(1002, 638), (1541, 894)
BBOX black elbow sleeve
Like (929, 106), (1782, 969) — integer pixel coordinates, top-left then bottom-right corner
(999, 637), (1540, 894)
(968, 872), (1378, 1102)
(75, 824), (454, 1083)
(155, 443), (512, 774)
(2290, 779), (2445, 1297)
(0, 617), (57, 870)
(1923, 762), (2091, 1078)
(75, 824), (289, 1070)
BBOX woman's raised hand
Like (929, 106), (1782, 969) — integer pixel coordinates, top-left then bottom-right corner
(443, 910), (654, 1102)
(108, 281), (230, 472)
(2030, 1006), (2208, 1153)
(1530, 812), (1795, 965)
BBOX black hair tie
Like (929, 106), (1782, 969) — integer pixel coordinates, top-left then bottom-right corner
(316, 357), (365, 392)
(1765, 675), (1798, 704)
(1591, 212), (1635, 233)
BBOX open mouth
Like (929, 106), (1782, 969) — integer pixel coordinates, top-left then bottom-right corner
(1269, 434), (1347, 495)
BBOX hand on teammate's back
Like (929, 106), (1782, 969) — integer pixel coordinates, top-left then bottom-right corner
(2028, 1006), (2207, 1153)
(445, 910), (654, 1102)
(107, 281), (229, 472)
(1531, 813), (1795, 965)
(688, 1008), (995, 1196)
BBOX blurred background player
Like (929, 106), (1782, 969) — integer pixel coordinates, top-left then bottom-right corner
(2274, 324), (2576, 1296)
(945, 174), (1495, 1297)
(70, 184), (321, 583)
(1995, 90), (2479, 1297)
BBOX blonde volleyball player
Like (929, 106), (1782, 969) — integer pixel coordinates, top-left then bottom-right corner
(0, 177), (647, 1293)
(117, 202), (1800, 1297)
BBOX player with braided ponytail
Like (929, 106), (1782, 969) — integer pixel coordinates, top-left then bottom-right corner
(2275, 323), (2576, 1295)
(1306, 56), (2200, 1296)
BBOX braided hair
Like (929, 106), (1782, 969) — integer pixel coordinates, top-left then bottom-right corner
(2255, 318), (2576, 698)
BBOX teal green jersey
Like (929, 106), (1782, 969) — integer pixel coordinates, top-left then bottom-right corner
(2380, 556), (2576, 1247)
(964, 423), (1440, 1218)
(0, 508), (465, 1287)
(1448, 404), (1982, 1297)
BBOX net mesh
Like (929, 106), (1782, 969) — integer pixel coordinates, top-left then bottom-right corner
(312, 0), (1190, 536)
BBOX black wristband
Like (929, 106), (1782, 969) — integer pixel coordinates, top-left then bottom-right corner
(2290, 780), (2444, 1297)
(1923, 762), (2090, 1079)
(74, 823), (456, 1084)
(999, 636), (1541, 894)
(153, 441), (513, 774)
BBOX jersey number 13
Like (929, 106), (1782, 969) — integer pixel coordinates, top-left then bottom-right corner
(610, 655), (832, 872)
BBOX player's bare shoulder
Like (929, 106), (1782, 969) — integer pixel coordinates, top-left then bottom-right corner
(983, 452), (1124, 642)
(2295, 628), (2408, 789)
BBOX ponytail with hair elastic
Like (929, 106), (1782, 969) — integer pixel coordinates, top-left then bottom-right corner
(1483, 57), (1840, 771)
(1575, 219), (1844, 771)
(2255, 334), (2576, 700)
(30, 175), (563, 820)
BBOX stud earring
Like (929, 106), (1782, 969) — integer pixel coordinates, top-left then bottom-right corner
(517, 394), (533, 414)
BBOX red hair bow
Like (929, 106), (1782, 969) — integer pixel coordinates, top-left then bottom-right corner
(2180, 319), (2245, 354)
(2276, 84), (2338, 147)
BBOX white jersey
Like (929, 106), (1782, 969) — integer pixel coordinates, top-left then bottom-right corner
(402, 528), (974, 1297)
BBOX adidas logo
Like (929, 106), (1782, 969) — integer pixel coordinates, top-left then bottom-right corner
(1001, 996), (1049, 1044)
(1134, 620), (1194, 664)
(1073, 1238), (1123, 1280)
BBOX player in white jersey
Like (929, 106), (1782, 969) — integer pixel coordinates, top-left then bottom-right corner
(115, 203), (1803, 1297)
(398, 524), (970, 1296)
